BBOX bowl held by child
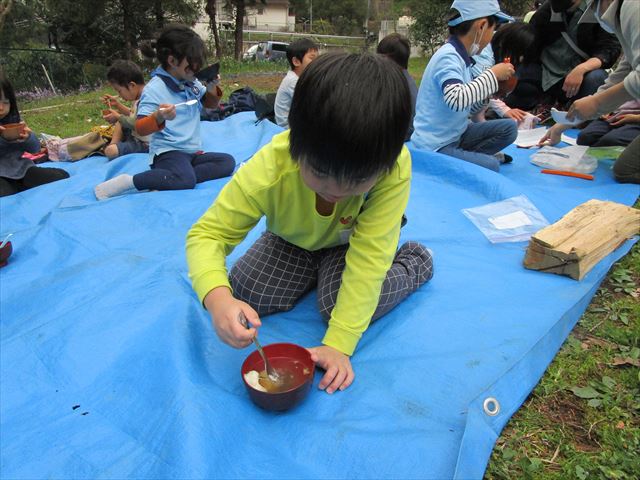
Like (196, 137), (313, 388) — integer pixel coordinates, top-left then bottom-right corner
(241, 342), (315, 411)
(0, 241), (13, 268)
(1, 122), (26, 141)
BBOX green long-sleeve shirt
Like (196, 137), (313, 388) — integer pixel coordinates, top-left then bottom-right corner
(186, 131), (411, 355)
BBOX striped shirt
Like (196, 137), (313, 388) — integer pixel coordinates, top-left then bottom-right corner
(411, 36), (499, 152)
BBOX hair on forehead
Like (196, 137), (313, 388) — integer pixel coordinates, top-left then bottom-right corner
(289, 52), (411, 184)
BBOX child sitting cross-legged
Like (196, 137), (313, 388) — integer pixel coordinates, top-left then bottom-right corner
(101, 60), (150, 160)
(186, 53), (434, 394)
(94, 25), (235, 200)
(411, 0), (518, 172)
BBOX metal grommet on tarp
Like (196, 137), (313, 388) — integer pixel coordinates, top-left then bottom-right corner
(483, 397), (500, 416)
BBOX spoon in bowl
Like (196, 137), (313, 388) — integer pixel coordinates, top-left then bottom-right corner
(0, 233), (13, 249)
(238, 311), (281, 385)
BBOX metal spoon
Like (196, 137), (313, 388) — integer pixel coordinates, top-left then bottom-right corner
(0, 233), (13, 249)
(238, 311), (281, 384)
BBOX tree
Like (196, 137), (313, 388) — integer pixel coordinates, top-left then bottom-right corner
(0, 0), (12, 33)
(37, 0), (201, 61)
(406, 0), (449, 54)
(223, 0), (265, 61)
(205, 0), (222, 58)
(407, 0), (536, 54)
(289, 0), (366, 35)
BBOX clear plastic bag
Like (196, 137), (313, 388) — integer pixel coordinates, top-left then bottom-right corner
(462, 195), (550, 243)
(530, 145), (597, 173)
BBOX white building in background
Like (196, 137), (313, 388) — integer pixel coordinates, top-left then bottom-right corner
(378, 16), (422, 58)
(194, 0), (295, 38)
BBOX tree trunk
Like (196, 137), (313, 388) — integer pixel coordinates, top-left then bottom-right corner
(233, 0), (244, 61)
(120, 0), (134, 59)
(154, 0), (164, 30)
(0, 0), (13, 34)
(205, 0), (222, 58)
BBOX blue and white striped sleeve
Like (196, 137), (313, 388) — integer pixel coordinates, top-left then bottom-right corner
(442, 70), (499, 112)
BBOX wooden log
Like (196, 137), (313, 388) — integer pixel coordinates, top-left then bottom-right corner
(524, 199), (640, 280)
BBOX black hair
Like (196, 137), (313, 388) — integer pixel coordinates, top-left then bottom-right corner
(448, 9), (498, 36)
(106, 60), (145, 86)
(289, 52), (411, 185)
(140, 24), (206, 72)
(0, 73), (20, 125)
(286, 38), (319, 70)
(491, 22), (536, 66)
(376, 33), (411, 70)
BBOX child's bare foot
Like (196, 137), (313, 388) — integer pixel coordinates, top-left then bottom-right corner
(94, 174), (135, 200)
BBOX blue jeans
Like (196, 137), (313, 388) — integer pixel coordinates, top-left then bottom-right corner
(577, 119), (640, 147)
(438, 119), (517, 172)
(133, 150), (235, 191)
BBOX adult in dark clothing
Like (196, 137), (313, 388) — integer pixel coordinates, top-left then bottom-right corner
(0, 75), (69, 197)
(505, 0), (621, 110)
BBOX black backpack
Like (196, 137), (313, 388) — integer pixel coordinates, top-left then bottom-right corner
(227, 87), (259, 113)
(200, 87), (275, 123)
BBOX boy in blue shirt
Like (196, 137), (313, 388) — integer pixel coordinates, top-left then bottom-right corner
(411, 0), (518, 172)
(274, 38), (319, 128)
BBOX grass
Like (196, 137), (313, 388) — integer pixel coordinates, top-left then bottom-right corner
(485, 242), (640, 480)
(18, 58), (640, 479)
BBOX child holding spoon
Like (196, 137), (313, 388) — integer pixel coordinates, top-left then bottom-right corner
(95, 25), (235, 200)
(101, 60), (150, 160)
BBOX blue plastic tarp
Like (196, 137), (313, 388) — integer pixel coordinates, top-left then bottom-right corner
(1, 113), (638, 479)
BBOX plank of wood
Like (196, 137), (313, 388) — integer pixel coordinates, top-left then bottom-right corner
(524, 200), (640, 280)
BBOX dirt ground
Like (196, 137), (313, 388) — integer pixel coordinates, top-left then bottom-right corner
(223, 72), (286, 95)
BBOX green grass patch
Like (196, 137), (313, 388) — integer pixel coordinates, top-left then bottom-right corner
(486, 244), (640, 480)
(408, 56), (429, 86)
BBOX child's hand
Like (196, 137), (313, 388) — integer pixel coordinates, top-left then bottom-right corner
(156, 103), (176, 122)
(102, 109), (120, 124)
(490, 62), (515, 81)
(102, 94), (119, 107)
(537, 123), (567, 146)
(504, 108), (527, 122)
(307, 345), (355, 394)
(204, 287), (261, 348)
(608, 113), (640, 127)
(14, 126), (32, 143)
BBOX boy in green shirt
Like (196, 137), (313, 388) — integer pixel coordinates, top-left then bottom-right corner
(186, 53), (433, 394)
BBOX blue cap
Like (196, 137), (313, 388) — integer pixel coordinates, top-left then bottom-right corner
(448, 0), (514, 26)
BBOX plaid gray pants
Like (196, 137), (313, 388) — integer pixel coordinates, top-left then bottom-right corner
(229, 232), (433, 321)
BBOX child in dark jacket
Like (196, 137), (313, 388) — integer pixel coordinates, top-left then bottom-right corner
(0, 75), (69, 197)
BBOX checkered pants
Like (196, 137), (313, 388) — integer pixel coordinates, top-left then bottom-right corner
(229, 232), (433, 321)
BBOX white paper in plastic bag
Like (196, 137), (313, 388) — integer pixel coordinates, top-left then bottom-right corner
(531, 145), (597, 173)
(462, 195), (549, 243)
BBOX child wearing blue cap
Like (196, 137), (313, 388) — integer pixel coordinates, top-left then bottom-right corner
(411, 0), (518, 172)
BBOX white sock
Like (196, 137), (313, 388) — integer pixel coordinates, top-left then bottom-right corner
(94, 174), (135, 200)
